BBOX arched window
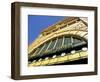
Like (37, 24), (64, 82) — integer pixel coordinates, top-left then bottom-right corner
(29, 35), (87, 61)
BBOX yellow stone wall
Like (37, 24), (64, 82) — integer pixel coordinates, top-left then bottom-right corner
(29, 50), (88, 67)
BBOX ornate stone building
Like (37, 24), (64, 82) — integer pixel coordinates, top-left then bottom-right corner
(28, 17), (88, 67)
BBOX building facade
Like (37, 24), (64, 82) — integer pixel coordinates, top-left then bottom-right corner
(28, 17), (88, 67)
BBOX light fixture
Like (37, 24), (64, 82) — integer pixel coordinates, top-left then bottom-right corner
(45, 57), (49, 60)
(38, 58), (42, 61)
(82, 47), (87, 51)
(32, 60), (36, 63)
(61, 53), (66, 56)
(52, 55), (56, 58)
(71, 50), (75, 54)
(28, 61), (31, 64)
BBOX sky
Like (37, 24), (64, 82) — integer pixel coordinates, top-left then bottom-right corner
(28, 15), (66, 45)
